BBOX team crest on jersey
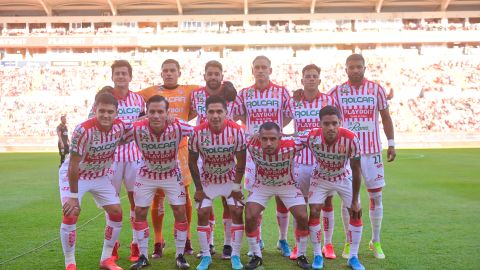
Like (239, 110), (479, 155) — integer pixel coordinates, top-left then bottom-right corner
(227, 135), (235, 144)
(202, 137), (211, 146)
(140, 130), (150, 141)
(247, 88), (255, 98)
(341, 85), (350, 94)
(93, 131), (101, 142)
(338, 144), (346, 153)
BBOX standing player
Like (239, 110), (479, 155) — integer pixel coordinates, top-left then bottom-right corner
(190, 60), (240, 259)
(188, 96), (247, 270)
(59, 93), (128, 270)
(126, 95), (191, 270)
(234, 55), (293, 256)
(244, 122), (310, 270)
(286, 64), (339, 260)
(328, 54), (396, 259)
(137, 59), (198, 257)
(301, 106), (365, 270)
(57, 115), (70, 167)
(108, 60), (145, 262)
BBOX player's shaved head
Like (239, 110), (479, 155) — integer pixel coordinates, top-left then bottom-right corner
(111, 60), (132, 77)
(346, 54), (365, 65)
(95, 93), (118, 108)
(147, 95), (169, 111)
(252, 55), (271, 66)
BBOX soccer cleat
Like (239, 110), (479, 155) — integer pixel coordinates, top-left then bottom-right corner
(130, 254), (150, 270)
(347, 256), (366, 270)
(184, 239), (194, 255)
(289, 245), (298, 260)
(66, 263), (76, 270)
(196, 255), (212, 270)
(244, 255), (262, 270)
(112, 240), (120, 261)
(369, 240), (386, 259)
(231, 255), (243, 270)
(296, 255), (310, 270)
(176, 254), (190, 269)
(152, 241), (166, 259)
(100, 257), (123, 270)
(196, 245), (215, 259)
(130, 242), (140, 262)
(342, 243), (350, 259)
(322, 243), (337, 259)
(222, 245), (233, 260)
(277, 239), (291, 257)
(311, 255), (324, 270)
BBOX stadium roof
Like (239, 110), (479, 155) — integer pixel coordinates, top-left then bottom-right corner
(0, 0), (479, 17)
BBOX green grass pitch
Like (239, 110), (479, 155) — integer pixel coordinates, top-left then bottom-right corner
(0, 149), (479, 269)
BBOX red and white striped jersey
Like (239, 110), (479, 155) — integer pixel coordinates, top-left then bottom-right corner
(87, 91), (145, 162)
(190, 87), (241, 125)
(328, 79), (388, 155)
(286, 93), (339, 165)
(125, 119), (193, 180)
(189, 119), (246, 184)
(234, 82), (291, 136)
(69, 118), (129, 180)
(299, 127), (360, 182)
(247, 137), (304, 187)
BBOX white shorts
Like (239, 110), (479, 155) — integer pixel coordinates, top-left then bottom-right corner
(195, 182), (237, 209)
(244, 152), (256, 191)
(134, 174), (186, 207)
(294, 162), (314, 197)
(361, 153), (386, 189)
(59, 168), (120, 208)
(308, 177), (359, 207)
(111, 160), (142, 193)
(247, 185), (305, 209)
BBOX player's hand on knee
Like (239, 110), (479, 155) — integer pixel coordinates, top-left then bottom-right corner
(349, 201), (362, 220)
(194, 190), (210, 209)
(63, 198), (81, 216)
(229, 190), (245, 207)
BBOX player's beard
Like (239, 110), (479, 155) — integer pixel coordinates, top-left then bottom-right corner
(207, 80), (221, 92)
(348, 74), (363, 85)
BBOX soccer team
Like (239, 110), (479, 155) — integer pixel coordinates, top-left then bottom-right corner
(58, 54), (396, 270)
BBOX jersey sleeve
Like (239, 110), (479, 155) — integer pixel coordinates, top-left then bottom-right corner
(293, 137), (306, 153)
(235, 128), (247, 152)
(349, 135), (361, 160)
(231, 91), (245, 117)
(282, 88), (292, 117)
(377, 84), (389, 111)
(122, 123), (135, 144)
(188, 130), (199, 153)
(178, 119), (194, 138)
(70, 124), (87, 157)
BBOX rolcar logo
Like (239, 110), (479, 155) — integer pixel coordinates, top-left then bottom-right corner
(294, 110), (319, 118)
(341, 96), (374, 104)
(89, 142), (117, 152)
(204, 146), (235, 154)
(246, 100), (279, 107)
(118, 107), (141, 115)
(141, 141), (176, 150)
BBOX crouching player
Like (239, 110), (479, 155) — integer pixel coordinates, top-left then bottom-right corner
(188, 96), (247, 270)
(59, 93), (129, 270)
(127, 95), (192, 270)
(244, 122), (311, 270)
(302, 106), (365, 270)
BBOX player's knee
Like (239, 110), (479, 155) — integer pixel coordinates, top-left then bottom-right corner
(106, 205), (123, 221)
(171, 205), (187, 221)
(134, 207), (149, 221)
(324, 196), (334, 207)
(309, 205), (322, 219)
(62, 215), (78, 225)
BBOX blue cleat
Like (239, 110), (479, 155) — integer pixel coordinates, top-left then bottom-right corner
(277, 239), (291, 257)
(196, 255), (212, 270)
(347, 256), (365, 270)
(231, 255), (243, 270)
(311, 255), (324, 270)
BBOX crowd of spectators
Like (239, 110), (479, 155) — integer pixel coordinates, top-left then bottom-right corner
(1, 50), (479, 138)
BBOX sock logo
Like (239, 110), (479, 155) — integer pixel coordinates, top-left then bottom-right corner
(104, 226), (113, 240)
(68, 231), (76, 247)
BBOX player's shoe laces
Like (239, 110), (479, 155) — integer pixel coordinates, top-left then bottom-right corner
(196, 255), (212, 270)
(311, 255), (324, 270)
(196, 245), (215, 259)
(130, 242), (140, 262)
(342, 243), (350, 259)
(289, 245), (298, 260)
(100, 257), (123, 270)
(222, 245), (233, 259)
(65, 263), (76, 270)
(369, 240), (386, 259)
(152, 241), (165, 259)
(347, 256), (365, 270)
(231, 255), (243, 270)
(244, 255), (263, 270)
(184, 239), (194, 255)
(130, 254), (150, 270)
(277, 239), (291, 257)
(296, 255), (310, 270)
(112, 240), (120, 261)
(322, 243), (337, 259)
(176, 254), (190, 269)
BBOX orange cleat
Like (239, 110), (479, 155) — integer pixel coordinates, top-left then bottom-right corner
(289, 245), (298, 260)
(100, 257), (123, 270)
(111, 240), (120, 261)
(129, 242), (140, 262)
(322, 243), (337, 259)
(65, 263), (76, 270)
